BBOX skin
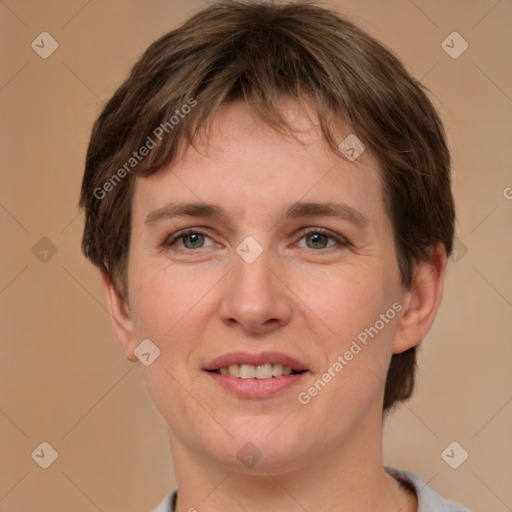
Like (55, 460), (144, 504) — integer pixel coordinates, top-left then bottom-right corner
(102, 98), (446, 512)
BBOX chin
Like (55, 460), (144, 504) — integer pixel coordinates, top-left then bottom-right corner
(209, 420), (312, 472)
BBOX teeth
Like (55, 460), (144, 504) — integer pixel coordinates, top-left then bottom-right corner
(239, 364), (256, 379)
(228, 364), (240, 377)
(256, 363), (273, 379)
(217, 363), (298, 379)
(272, 363), (283, 377)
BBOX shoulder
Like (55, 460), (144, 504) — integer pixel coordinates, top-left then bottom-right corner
(153, 472), (470, 512)
(385, 466), (470, 511)
(151, 489), (177, 512)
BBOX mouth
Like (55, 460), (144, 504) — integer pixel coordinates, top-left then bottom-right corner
(204, 351), (308, 376)
(209, 363), (305, 379)
(203, 351), (309, 398)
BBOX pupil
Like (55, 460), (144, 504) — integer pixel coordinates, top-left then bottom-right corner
(307, 233), (327, 249)
(185, 233), (203, 248)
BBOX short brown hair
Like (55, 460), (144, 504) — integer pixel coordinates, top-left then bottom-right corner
(79, 0), (455, 412)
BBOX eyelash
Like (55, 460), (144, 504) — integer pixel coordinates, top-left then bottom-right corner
(163, 227), (349, 253)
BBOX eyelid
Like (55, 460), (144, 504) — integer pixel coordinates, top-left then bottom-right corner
(294, 226), (349, 248)
(163, 226), (349, 251)
(164, 227), (214, 248)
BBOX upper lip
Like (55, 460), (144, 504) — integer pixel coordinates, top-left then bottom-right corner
(204, 351), (308, 372)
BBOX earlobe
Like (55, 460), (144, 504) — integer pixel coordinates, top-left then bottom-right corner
(101, 270), (138, 361)
(393, 244), (447, 354)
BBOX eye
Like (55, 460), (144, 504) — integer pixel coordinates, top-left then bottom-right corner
(296, 228), (348, 250)
(162, 227), (348, 254)
(164, 229), (216, 251)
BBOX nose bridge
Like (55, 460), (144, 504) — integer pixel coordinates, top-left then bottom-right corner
(219, 239), (292, 332)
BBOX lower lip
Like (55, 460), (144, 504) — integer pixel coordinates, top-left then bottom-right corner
(205, 371), (308, 398)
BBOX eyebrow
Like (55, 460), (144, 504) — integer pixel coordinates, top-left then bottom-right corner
(144, 201), (369, 228)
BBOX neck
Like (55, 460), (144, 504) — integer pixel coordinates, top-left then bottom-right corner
(168, 409), (417, 512)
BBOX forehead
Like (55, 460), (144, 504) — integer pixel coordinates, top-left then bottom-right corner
(131, 98), (384, 223)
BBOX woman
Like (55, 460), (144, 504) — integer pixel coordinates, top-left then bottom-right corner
(79, 2), (469, 510)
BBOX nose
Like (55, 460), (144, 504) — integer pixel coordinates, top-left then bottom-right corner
(218, 245), (293, 335)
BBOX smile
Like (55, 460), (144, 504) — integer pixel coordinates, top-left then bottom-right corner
(212, 363), (302, 379)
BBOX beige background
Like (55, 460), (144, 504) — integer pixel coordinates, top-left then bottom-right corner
(1, 0), (511, 510)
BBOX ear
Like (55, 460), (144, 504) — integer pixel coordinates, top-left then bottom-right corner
(393, 243), (447, 354)
(101, 270), (138, 361)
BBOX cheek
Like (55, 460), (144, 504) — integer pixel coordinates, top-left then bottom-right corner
(295, 265), (394, 343)
(294, 263), (401, 399)
(129, 259), (216, 340)
(128, 264), (219, 431)
(296, 276), (400, 420)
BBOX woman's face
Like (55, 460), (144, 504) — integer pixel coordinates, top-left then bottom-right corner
(120, 99), (410, 472)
